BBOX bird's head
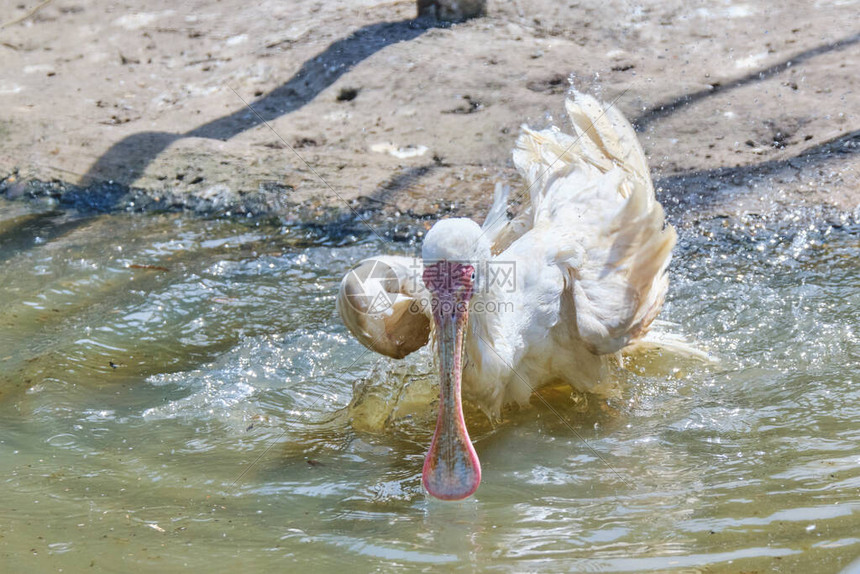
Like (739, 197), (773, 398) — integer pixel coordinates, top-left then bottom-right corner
(419, 218), (490, 500)
(422, 217), (491, 275)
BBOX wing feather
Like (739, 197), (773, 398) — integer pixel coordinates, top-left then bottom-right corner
(495, 89), (676, 355)
(336, 255), (431, 359)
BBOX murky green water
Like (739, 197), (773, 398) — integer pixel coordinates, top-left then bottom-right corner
(0, 197), (858, 572)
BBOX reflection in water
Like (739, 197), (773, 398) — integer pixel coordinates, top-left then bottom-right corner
(0, 197), (858, 572)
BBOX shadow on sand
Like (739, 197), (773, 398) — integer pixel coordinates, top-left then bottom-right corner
(80, 19), (439, 196)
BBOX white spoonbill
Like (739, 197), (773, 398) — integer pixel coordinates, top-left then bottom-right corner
(337, 90), (677, 500)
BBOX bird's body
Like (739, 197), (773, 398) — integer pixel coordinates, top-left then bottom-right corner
(337, 90), (677, 499)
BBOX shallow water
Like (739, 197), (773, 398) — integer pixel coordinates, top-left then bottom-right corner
(0, 197), (857, 572)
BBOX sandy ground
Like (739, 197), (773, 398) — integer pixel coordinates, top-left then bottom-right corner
(1, 0), (858, 228)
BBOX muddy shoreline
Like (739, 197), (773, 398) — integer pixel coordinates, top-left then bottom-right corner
(3, 121), (857, 239)
(1, 0), (858, 234)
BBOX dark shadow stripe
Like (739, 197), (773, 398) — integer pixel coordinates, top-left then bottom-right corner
(82, 19), (436, 193)
(634, 32), (860, 131)
(657, 128), (860, 215)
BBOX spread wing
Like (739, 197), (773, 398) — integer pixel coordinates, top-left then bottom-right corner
(491, 89), (676, 354)
(336, 255), (431, 359)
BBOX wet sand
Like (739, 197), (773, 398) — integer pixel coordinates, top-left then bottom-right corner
(1, 0), (858, 228)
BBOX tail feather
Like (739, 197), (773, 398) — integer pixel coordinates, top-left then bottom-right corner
(623, 321), (718, 364)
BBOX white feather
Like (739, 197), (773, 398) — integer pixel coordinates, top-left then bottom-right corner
(422, 218), (491, 263)
(338, 89), (683, 417)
